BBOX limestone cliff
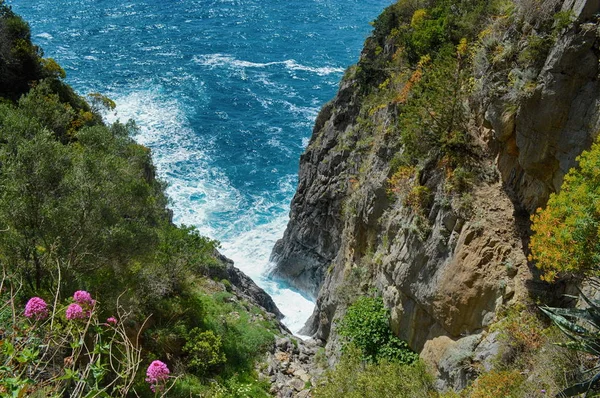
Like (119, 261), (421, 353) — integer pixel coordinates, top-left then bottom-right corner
(271, 0), (600, 389)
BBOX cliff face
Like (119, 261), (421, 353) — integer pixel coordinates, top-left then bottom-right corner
(271, 0), (600, 388)
(489, 0), (600, 212)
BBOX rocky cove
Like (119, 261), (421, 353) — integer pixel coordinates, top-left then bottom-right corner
(3, 0), (600, 396)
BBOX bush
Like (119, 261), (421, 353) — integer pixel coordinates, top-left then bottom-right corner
(529, 136), (600, 282)
(398, 44), (472, 167)
(338, 296), (418, 364)
(200, 292), (277, 372)
(467, 370), (524, 398)
(183, 329), (226, 376)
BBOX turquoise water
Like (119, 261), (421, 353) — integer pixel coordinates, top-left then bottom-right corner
(11, 0), (390, 333)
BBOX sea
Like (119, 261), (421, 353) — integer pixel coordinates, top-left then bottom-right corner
(11, 0), (391, 334)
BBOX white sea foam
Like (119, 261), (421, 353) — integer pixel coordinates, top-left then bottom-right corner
(219, 204), (313, 335)
(103, 87), (315, 334)
(35, 32), (53, 40)
(282, 101), (320, 122)
(193, 53), (345, 76)
(301, 136), (310, 148)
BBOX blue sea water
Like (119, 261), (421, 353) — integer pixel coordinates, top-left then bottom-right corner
(11, 0), (390, 334)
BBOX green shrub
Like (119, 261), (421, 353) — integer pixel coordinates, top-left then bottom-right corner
(183, 329), (226, 376)
(530, 135), (600, 282)
(517, 33), (551, 68)
(338, 296), (418, 364)
(314, 345), (434, 398)
(399, 45), (471, 167)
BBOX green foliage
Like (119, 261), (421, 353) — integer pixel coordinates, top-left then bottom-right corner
(41, 57), (66, 79)
(0, 101), (170, 295)
(313, 344), (434, 398)
(183, 329), (227, 375)
(399, 45), (471, 167)
(0, 7), (280, 397)
(338, 296), (418, 364)
(0, 1), (44, 100)
(171, 372), (271, 398)
(517, 33), (552, 68)
(529, 136), (600, 282)
(553, 10), (575, 33)
(404, 8), (447, 63)
(200, 291), (277, 373)
(87, 92), (116, 113)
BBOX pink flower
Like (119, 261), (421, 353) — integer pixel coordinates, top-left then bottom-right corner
(65, 303), (85, 320)
(106, 317), (117, 326)
(24, 297), (48, 320)
(73, 290), (93, 305)
(146, 360), (170, 392)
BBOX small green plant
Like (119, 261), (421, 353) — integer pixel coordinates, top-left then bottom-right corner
(553, 10), (575, 33)
(517, 33), (551, 68)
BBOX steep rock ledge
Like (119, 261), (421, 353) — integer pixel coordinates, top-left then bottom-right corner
(271, 0), (600, 389)
(269, 78), (363, 299)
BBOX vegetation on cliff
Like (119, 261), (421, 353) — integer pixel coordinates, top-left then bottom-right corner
(293, 0), (600, 396)
(0, 2), (280, 396)
(530, 136), (600, 282)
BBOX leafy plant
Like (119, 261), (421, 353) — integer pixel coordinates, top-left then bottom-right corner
(398, 44), (472, 167)
(338, 296), (418, 364)
(541, 289), (600, 397)
(183, 329), (226, 376)
(529, 136), (600, 282)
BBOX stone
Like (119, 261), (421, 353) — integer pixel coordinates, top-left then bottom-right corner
(290, 378), (306, 392)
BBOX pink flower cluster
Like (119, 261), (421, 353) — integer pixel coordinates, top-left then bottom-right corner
(146, 360), (170, 392)
(73, 290), (93, 305)
(66, 303), (85, 320)
(24, 290), (101, 323)
(106, 317), (117, 326)
(24, 297), (48, 320)
(66, 290), (95, 321)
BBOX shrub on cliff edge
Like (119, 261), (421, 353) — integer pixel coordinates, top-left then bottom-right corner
(530, 136), (600, 282)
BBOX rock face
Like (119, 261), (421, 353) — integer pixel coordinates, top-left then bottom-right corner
(270, 0), (600, 389)
(269, 81), (362, 299)
(210, 251), (284, 319)
(490, 1), (600, 212)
